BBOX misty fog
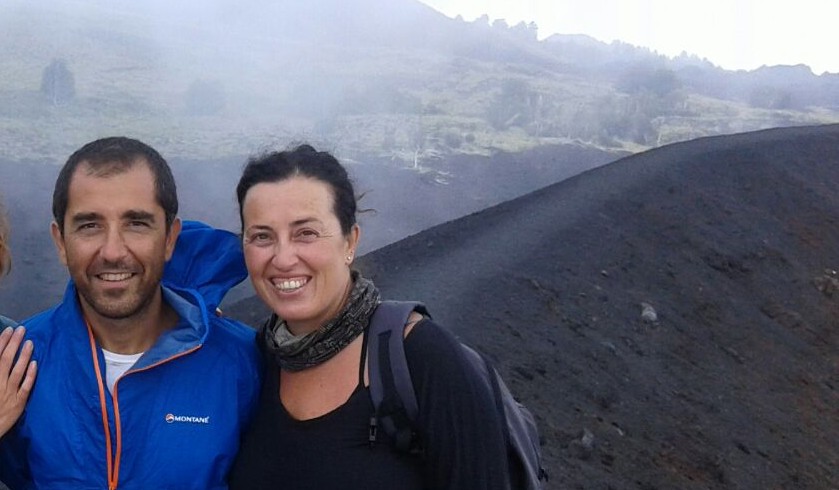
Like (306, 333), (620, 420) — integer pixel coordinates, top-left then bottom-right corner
(2, 0), (839, 317)
(3, 0), (837, 162)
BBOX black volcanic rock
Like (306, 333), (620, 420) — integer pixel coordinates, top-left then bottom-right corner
(229, 124), (839, 488)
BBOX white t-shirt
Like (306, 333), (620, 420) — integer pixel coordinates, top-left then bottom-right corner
(102, 348), (143, 393)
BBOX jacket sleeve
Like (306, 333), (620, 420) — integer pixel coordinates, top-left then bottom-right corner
(404, 319), (511, 490)
(163, 220), (248, 313)
(224, 318), (264, 431)
(0, 406), (30, 488)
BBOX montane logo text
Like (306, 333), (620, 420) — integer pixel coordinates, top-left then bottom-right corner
(165, 413), (210, 424)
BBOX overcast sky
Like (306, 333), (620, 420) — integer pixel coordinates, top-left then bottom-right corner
(419, 0), (839, 75)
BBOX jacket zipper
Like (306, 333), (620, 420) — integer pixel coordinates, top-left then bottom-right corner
(85, 320), (201, 489)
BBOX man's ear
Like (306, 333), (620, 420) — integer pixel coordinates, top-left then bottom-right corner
(50, 221), (68, 266)
(164, 217), (182, 261)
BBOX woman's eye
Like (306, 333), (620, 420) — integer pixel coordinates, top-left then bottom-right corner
(297, 229), (319, 240)
(247, 233), (273, 245)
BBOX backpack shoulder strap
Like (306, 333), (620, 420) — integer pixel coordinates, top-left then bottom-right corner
(367, 300), (428, 451)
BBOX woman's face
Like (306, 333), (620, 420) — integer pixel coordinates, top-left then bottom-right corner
(241, 176), (359, 335)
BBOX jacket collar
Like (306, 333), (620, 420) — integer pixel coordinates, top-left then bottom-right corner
(57, 281), (209, 369)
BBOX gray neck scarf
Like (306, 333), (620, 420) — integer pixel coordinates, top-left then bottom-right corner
(261, 271), (380, 371)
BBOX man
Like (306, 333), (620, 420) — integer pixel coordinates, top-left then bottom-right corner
(0, 137), (261, 489)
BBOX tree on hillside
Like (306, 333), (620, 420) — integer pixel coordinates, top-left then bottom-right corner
(486, 78), (552, 134)
(510, 21), (538, 42)
(617, 65), (682, 97)
(409, 116), (427, 169)
(40, 59), (75, 106)
(748, 86), (797, 110)
(491, 19), (509, 30)
(487, 79), (527, 130)
(473, 14), (489, 26)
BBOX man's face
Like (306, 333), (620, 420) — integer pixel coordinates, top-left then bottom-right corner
(50, 160), (180, 322)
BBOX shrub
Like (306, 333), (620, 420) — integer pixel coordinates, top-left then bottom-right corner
(40, 59), (75, 106)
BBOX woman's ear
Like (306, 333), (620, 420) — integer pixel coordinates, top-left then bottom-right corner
(346, 224), (360, 263)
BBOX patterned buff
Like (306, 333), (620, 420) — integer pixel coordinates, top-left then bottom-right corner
(262, 271), (380, 371)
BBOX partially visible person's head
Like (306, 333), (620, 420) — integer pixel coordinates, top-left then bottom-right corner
(52, 136), (178, 234)
(236, 144), (357, 236)
(49, 137), (181, 322)
(0, 198), (10, 277)
(237, 144), (360, 334)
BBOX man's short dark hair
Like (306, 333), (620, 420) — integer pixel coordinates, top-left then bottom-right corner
(52, 137), (178, 233)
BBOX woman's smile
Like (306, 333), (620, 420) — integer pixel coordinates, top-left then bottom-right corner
(271, 277), (309, 292)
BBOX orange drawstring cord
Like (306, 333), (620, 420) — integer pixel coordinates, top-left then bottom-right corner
(86, 319), (120, 490)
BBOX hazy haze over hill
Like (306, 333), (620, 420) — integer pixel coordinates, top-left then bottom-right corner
(1, 0), (838, 164)
(420, 0), (839, 75)
(3, 0), (839, 314)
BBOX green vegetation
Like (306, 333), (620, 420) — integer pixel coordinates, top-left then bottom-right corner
(1, 2), (838, 164)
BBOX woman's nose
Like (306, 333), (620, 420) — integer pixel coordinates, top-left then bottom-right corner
(270, 240), (297, 268)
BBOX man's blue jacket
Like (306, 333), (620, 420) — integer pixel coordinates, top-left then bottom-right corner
(0, 221), (262, 489)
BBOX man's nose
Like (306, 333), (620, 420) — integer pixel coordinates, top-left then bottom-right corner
(100, 229), (129, 262)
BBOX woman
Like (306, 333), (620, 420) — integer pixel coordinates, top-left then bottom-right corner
(0, 199), (37, 437)
(229, 145), (511, 489)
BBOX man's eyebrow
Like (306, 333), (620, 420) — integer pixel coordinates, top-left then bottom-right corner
(123, 210), (157, 222)
(70, 212), (103, 224)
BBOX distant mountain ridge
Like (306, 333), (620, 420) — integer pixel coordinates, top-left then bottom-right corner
(0, 0), (837, 162)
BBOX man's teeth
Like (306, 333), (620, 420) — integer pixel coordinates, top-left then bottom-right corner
(274, 279), (306, 291)
(100, 272), (132, 282)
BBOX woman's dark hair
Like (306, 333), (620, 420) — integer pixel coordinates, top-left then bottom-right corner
(236, 144), (357, 235)
(0, 198), (10, 277)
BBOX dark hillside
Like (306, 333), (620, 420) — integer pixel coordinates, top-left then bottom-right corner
(229, 124), (839, 488)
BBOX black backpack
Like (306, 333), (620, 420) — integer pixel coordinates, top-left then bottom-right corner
(367, 301), (548, 489)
